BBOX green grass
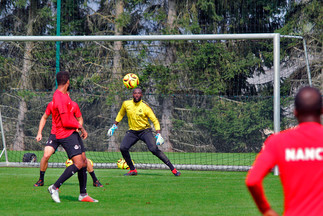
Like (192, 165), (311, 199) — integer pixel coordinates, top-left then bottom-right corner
(1, 150), (257, 166)
(0, 167), (283, 216)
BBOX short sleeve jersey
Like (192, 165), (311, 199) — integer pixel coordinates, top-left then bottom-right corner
(52, 90), (79, 139)
(71, 101), (82, 118)
(115, 99), (160, 131)
(246, 122), (323, 216)
(45, 101), (56, 134)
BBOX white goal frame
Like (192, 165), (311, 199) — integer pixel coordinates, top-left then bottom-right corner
(1, 33), (306, 171)
(0, 33), (282, 131)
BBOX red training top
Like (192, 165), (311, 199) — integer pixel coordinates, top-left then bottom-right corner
(70, 101), (82, 118)
(45, 100), (82, 135)
(52, 90), (81, 139)
(246, 122), (323, 216)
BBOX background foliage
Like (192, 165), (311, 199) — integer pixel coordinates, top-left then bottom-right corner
(0, 0), (321, 155)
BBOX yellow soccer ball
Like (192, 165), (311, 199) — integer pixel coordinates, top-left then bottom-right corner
(65, 159), (73, 167)
(123, 73), (139, 89)
(88, 159), (94, 167)
(117, 158), (134, 169)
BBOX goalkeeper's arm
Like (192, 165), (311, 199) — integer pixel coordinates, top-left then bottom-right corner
(107, 121), (119, 137)
(155, 130), (164, 145)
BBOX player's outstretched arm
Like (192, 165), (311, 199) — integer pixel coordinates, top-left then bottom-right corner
(155, 131), (164, 145)
(35, 113), (49, 142)
(107, 122), (118, 137)
(35, 134), (42, 142)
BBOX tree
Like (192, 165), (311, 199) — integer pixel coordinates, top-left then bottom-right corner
(5, 0), (49, 151)
(13, 0), (35, 150)
(158, 0), (178, 152)
(109, 0), (125, 151)
(0, 0), (89, 150)
(278, 0), (322, 91)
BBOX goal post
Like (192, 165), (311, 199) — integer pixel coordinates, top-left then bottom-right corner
(0, 107), (9, 164)
(0, 33), (293, 171)
(0, 33), (282, 132)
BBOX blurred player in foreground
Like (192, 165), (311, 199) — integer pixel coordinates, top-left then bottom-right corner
(33, 100), (102, 187)
(107, 87), (181, 176)
(47, 71), (97, 203)
(246, 86), (323, 216)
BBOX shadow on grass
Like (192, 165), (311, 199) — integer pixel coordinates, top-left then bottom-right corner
(60, 195), (78, 202)
(61, 182), (79, 186)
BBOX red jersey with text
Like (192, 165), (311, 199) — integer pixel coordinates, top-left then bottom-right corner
(52, 90), (80, 139)
(246, 122), (323, 216)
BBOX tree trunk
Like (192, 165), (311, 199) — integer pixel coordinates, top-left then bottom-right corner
(109, 0), (124, 152)
(160, 0), (177, 152)
(13, 1), (36, 151)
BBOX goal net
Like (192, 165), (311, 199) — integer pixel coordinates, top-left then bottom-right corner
(0, 34), (310, 171)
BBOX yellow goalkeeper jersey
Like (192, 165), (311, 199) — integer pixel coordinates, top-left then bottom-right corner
(115, 99), (160, 131)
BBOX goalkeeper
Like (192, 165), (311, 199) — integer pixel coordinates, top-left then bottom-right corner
(108, 88), (181, 176)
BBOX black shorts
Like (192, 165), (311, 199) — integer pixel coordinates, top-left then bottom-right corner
(57, 132), (85, 159)
(45, 134), (59, 153)
(120, 128), (155, 151)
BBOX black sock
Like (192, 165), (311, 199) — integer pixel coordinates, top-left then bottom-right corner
(89, 171), (98, 182)
(40, 171), (45, 181)
(78, 167), (87, 195)
(121, 151), (135, 170)
(165, 161), (175, 171)
(153, 150), (175, 171)
(54, 164), (79, 189)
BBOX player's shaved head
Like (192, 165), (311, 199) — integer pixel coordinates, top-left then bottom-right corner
(56, 71), (70, 85)
(295, 86), (322, 118)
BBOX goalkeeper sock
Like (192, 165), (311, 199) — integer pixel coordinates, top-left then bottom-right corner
(165, 161), (175, 171)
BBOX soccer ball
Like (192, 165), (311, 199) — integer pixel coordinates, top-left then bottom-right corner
(117, 158), (134, 169)
(88, 159), (94, 167)
(123, 73), (139, 89)
(66, 158), (94, 168)
(65, 159), (73, 167)
(117, 158), (129, 169)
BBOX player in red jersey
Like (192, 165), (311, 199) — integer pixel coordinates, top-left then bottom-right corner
(246, 86), (323, 216)
(47, 71), (98, 203)
(34, 100), (103, 187)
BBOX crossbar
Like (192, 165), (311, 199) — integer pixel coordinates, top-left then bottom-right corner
(0, 33), (278, 42)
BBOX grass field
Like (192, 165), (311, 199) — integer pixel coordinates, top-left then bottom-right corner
(1, 150), (257, 166)
(0, 167), (283, 216)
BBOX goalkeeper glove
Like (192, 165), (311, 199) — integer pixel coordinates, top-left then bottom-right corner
(107, 124), (118, 137)
(155, 133), (164, 145)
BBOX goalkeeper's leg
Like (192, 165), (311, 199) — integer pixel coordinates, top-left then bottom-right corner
(120, 131), (139, 171)
(141, 129), (180, 176)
